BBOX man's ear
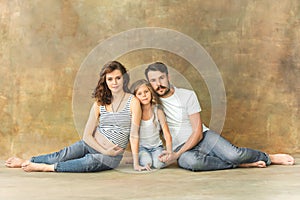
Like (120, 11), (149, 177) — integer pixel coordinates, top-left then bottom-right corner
(168, 74), (171, 81)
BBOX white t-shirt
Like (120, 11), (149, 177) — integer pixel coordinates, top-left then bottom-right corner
(160, 87), (209, 150)
(139, 106), (163, 148)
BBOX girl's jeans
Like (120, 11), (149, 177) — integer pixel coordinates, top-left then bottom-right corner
(139, 145), (165, 169)
(177, 130), (271, 171)
(30, 140), (122, 172)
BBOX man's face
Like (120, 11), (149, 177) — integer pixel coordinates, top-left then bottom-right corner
(147, 70), (170, 97)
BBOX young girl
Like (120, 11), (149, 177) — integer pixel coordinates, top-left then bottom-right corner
(5, 61), (148, 172)
(130, 79), (172, 170)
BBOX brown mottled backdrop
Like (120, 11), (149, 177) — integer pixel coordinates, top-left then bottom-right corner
(0, 0), (299, 159)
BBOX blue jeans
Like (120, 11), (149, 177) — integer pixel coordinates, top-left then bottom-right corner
(30, 140), (123, 172)
(177, 130), (271, 171)
(139, 145), (165, 169)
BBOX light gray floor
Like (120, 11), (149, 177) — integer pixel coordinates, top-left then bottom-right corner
(1, 155), (300, 200)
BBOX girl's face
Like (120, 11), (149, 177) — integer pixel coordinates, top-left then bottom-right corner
(135, 84), (152, 105)
(106, 69), (124, 94)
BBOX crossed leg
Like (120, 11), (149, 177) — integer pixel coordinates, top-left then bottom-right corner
(238, 154), (295, 168)
(269, 154), (295, 165)
(238, 161), (266, 168)
(5, 157), (27, 168)
(21, 161), (54, 172)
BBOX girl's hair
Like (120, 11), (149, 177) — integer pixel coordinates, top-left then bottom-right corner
(92, 61), (130, 105)
(130, 79), (161, 106)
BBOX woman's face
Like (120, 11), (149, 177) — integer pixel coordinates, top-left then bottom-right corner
(135, 84), (152, 105)
(106, 69), (124, 94)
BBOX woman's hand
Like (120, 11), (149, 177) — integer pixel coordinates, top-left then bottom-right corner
(104, 145), (124, 156)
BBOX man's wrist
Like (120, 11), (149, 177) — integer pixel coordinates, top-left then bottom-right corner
(174, 151), (181, 159)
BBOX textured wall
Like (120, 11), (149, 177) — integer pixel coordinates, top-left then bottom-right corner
(0, 0), (299, 159)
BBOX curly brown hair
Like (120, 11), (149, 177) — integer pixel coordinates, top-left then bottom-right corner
(92, 61), (130, 105)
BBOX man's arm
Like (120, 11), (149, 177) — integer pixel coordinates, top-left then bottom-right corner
(175, 112), (203, 157)
(159, 112), (203, 163)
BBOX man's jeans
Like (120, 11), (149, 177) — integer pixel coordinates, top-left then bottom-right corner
(139, 145), (165, 169)
(31, 140), (122, 172)
(177, 130), (271, 171)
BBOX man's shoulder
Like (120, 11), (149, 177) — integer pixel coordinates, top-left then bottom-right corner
(175, 87), (195, 96)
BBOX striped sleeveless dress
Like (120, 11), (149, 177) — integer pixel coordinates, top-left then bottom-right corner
(97, 95), (133, 149)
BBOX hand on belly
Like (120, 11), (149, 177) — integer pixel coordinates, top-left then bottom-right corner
(94, 130), (123, 151)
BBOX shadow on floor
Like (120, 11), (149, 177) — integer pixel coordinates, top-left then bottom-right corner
(1, 155), (300, 200)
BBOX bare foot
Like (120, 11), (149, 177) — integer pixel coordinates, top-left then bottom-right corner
(269, 154), (295, 165)
(239, 161), (267, 168)
(5, 157), (27, 168)
(21, 161), (55, 172)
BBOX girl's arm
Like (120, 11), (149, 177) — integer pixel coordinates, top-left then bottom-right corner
(157, 108), (172, 153)
(129, 96), (149, 171)
(82, 102), (122, 156)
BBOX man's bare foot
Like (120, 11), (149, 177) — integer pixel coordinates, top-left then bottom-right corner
(5, 157), (27, 168)
(21, 161), (55, 172)
(269, 154), (295, 165)
(239, 161), (267, 168)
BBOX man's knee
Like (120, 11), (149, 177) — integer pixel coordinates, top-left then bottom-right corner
(178, 152), (205, 171)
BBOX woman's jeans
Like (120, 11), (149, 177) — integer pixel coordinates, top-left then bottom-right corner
(177, 130), (271, 171)
(139, 145), (165, 169)
(30, 140), (123, 172)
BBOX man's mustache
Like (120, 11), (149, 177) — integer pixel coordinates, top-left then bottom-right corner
(156, 85), (168, 91)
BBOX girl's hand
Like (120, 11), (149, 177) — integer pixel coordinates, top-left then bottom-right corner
(134, 163), (151, 171)
(159, 150), (178, 165)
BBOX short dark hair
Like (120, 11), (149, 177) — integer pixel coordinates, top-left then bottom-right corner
(144, 62), (168, 80)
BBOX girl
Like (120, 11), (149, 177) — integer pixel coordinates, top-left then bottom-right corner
(5, 61), (148, 172)
(130, 79), (172, 170)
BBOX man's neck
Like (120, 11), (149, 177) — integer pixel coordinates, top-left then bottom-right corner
(160, 86), (175, 98)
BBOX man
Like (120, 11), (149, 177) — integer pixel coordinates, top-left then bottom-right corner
(145, 61), (295, 171)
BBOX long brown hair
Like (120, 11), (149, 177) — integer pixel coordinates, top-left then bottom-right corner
(92, 61), (130, 105)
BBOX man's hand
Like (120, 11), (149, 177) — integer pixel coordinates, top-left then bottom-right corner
(158, 150), (179, 165)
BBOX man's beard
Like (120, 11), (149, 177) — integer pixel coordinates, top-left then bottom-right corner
(156, 84), (171, 97)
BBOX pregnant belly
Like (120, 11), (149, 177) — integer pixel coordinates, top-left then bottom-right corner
(94, 129), (123, 151)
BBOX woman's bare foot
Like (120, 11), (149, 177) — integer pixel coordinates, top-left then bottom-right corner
(5, 157), (27, 168)
(239, 161), (267, 168)
(21, 161), (55, 172)
(269, 154), (295, 165)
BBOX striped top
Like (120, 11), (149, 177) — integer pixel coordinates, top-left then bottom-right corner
(97, 95), (133, 149)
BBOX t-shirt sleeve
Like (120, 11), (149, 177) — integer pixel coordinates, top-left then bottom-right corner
(187, 91), (201, 115)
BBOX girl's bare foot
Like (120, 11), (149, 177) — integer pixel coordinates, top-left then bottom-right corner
(269, 154), (295, 165)
(21, 161), (55, 172)
(239, 161), (267, 168)
(5, 157), (27, 168)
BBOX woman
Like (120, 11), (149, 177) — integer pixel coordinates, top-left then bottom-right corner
(5, 61), (147, 172)
(130, 79), (172, 170)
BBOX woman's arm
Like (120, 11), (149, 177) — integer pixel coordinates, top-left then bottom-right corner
(157, 108), (172, 153)
(129, 96), (149, 171)
(82, 102), (122, 156)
